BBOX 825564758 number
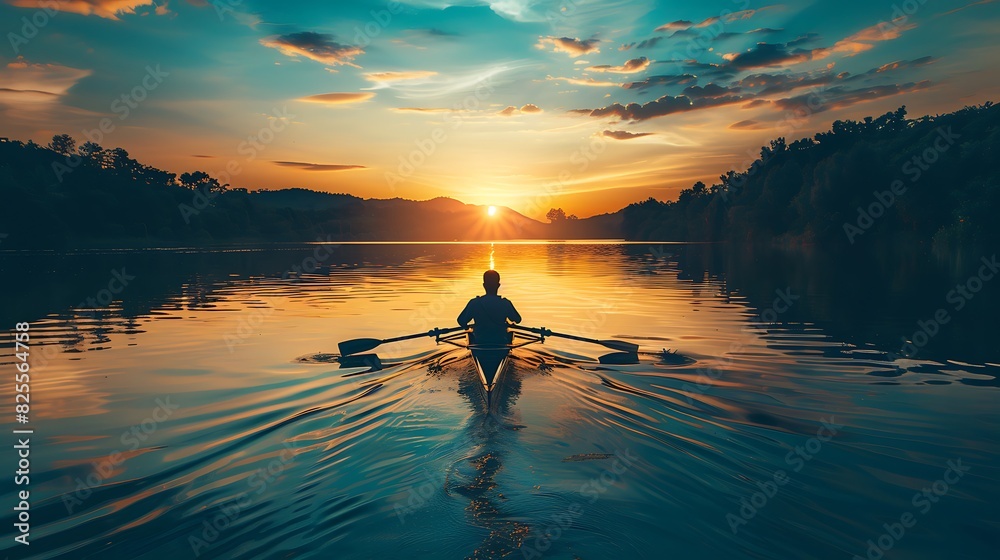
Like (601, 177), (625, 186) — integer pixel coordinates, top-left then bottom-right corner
(14, 322), (30, 424)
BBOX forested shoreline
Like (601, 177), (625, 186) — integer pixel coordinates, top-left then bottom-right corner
(1, 102), (996, 250)
(622, 103), (999, 252)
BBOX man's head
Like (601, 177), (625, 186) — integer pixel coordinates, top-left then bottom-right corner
(483, 269), (500, 294)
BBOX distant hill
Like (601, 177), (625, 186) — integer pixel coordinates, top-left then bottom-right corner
(0, 140), (569, 247)
(252, 188), (362, 211)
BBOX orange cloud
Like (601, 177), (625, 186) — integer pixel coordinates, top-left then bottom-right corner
(536, 36), (600, 57)
(831, 18), (917, 55)
(602, 130), (653, 140)
(497, 104), (542, 116)
(260, 32), (363, 67)
(548, 75), (621, 87)
(390, 107), (456, 113)
(696, 5), (779, 28)
(654, 20), (692, 32)
(299, 92), (375, 105)
(364, 71), (438, 82)
(0, 59), (91, 102)
(586, 57), (651, 74)
(273, 161), (366, 171)
(6, 0), (159, 20)
(729, 119), (768, 130)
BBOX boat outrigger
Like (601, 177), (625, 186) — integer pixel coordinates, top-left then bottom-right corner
(336, 324), (640, 406)
(432, 327), (546, 406)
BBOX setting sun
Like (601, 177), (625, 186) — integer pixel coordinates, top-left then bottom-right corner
(487, 206), (497, 217)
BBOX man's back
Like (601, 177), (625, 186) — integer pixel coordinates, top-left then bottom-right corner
(458, 294), (521, 345)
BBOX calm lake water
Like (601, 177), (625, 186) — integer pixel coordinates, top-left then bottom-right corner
(0, 242), (998, 559)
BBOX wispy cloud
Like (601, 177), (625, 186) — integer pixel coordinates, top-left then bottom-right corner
(548, 75), (622, 87)
(830, 18), (917, 55)
(602, 129), (654, 140)
(722, 43), (823, 70)
(536, 36), (600, 58)
(619, 37), (663, 50)
(721, 19), (916, 72)
(390, 107), (457, 113)
(298, 92), (376, 105)
(0, 59), (91, 102)
(696, 5), (780, 28)
(363, 71), (439, 90)
(654, 20), (692, 32)
(786, 33), (821, 47)
(713, 28), (783, 42)
(387, 63), (523, 99)
(586, 57), (651, 74)
(573, 92), (745, 121)
(498, 103), (543, 116)
(937, 0), (997, 16)
(774, 81), (932, 113)
(729, 119), (768, 130)
(364, 71), (439, 82)
(622, 74), (697, 90)
(260, 32), (363, 67)
(273, 161), (366, 171)
(5, 0), (161, 20)
(874, 56), (936, 73)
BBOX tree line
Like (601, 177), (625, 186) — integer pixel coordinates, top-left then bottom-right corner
(622, 103), (999, 251)
(1, 101), (996, 249)
(0, 135), (361, 247)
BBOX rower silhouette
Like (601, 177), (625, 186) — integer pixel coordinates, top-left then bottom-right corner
(458, 270), (521, 345)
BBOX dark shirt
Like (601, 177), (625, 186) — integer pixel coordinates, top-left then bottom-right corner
(457, 294), (521, 345)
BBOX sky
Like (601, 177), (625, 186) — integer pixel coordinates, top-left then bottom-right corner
(1, 0), (998, 218)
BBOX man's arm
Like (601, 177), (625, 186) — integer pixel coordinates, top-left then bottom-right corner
(506, 299), (522, 324)
(457, 299), (475, 327)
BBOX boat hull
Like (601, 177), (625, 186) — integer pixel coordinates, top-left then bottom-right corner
(469, 335), (511, 405)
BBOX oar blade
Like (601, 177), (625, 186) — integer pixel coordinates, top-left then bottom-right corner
(598, 351), (639, 365)
(337, 353), (383, 371)
(338, 338), (382, 356)
(599, 339), (639, 353)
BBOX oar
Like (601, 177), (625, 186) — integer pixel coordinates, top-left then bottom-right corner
(338, 326), (466, 356)
(510, 325), (639, 353)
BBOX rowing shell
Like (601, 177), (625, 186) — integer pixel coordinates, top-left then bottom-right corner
(470, 341), (511, 406)
(435, 329), (543, 407)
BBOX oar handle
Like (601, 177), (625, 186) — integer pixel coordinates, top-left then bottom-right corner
(510, 324), (551, 337)
(430, 326), (467, 339)
(511, 324), (563, 338)
(381, 325), (465, 344)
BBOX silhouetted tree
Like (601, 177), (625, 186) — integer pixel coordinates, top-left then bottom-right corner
(79, 141), (103, 160)
(48, 134), (75, 155)
(180, 171), (226, 194)
(180, 171), (210, 189)
(546, 208), (566, 222)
